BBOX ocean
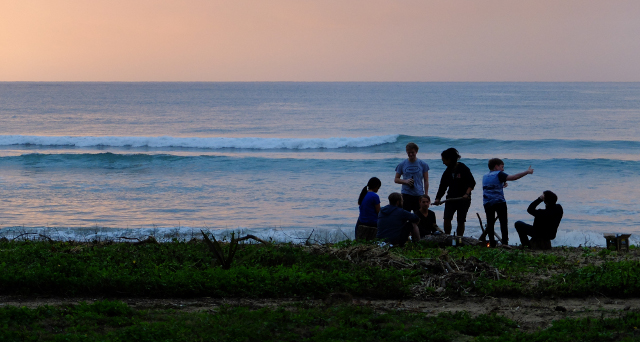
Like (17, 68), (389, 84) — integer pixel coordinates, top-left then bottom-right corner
(0, 82), (639, 246)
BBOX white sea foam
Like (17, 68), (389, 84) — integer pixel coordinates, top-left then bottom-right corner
(2, 226), (638, 248)
(0, 135), (399, 150)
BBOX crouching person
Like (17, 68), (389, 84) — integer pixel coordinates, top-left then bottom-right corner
(515, 191), (563, 248)
(377, 193), (420, 246)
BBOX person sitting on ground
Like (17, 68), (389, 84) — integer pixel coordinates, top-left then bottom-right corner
(355, 177), (382, 237)
(376, 193), (420, 246)
(482, 158), (534, 247)
(394, 142), (429, 214)
(434, 148), (476, 237)
(415, 195), (443, 238)
(515, 191), (563, 249)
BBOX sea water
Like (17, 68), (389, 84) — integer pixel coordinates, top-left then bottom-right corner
(0, 82), (639, 246)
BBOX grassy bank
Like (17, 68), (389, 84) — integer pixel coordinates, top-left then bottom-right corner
(2, 300), (639, 341)
(0, 239), (638, 298)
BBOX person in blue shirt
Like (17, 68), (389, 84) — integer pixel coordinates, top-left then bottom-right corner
(482, 158), (534, 247)
(376, 192), (420, 246)
(394, 142), (429, 214)
(355, 177), (382, 237)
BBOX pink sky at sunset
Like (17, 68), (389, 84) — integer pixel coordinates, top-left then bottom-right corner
(1, 0), (639, 82)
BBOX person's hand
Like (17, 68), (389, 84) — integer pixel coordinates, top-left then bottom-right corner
(527, 165), (534, 174)
(539, 193), (545, 201)
(503, 182), (508, 188)
(462, 193), (470, 199)
(434, 199), (441, 206)
(406, 178), (414, 187)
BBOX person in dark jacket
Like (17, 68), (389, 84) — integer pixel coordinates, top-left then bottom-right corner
(377, 192), (420, 246)
(515, 191), (563, 248)
(434, 148), (476, 236)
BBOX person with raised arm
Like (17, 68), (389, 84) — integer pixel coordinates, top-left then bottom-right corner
(515, 191), (563, 248)
(482, 158), (533, 247)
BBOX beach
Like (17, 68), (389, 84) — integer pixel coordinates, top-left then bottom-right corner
(0, 82), (639, 247)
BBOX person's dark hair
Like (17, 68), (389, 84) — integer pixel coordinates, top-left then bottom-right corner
(358, 177), (381, 205)
(406, 142), (419, 151)
(420, 194), (431, 201)
(441, 148), (460, 162)
(388, 192), (403, 206)
(543, 190), (558, 205)
(488, 158), (504, 170)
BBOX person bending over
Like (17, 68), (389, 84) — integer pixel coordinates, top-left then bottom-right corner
(355, 177), (382, 237)
(394, 142), (429, 214)
(434, 148), (476, 236)
(482, 158), (533, 247)
(377, 193), (420, 246)
(416, 195), (443, 238)
(515, 191), (563, 248)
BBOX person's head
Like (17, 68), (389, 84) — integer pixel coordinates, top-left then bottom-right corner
(367, 177), (381, 192)
(441, 148), (461, 167)
(543, 190), (558, 206)
(406, 142), (419, 162)
(488, 158), (504, 171)
(358, 177), (382, 205)
(388, 192), (403, 207)
(419, 194), (431, 210)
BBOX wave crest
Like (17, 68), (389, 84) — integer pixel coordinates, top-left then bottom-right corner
(0, 134), (399, 150)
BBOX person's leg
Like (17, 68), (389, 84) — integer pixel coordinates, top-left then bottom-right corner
(483, 204), (497, 247)
(443, 202), (455, 235)
(495, 202), (509, 245)
(515, 221), (535, 248)
(456, 200), (471, 237)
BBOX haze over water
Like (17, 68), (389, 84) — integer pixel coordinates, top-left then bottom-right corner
(0, 82), (639, 246)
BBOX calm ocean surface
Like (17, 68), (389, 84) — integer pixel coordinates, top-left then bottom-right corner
(0, 82), (639, 246)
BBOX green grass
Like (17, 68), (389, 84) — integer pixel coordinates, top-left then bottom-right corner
(2, 301), (640, 341)
(2, 239), (640, 299)
(0, 240), (420, 298)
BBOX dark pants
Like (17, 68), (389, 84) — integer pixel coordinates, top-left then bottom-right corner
(484, 202), (508, 246)
(385, 222), (414, 247)
(402, 194), (421, 213)
(355, 220), (377, 238)
(443, 199), (471, 236)
(515, 221), (541, 248)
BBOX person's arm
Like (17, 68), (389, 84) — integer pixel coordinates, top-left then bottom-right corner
(434, 171), (448, 204)
(527, 196), (544, 216)
(462, 166), (476, 198)
(374, 203), (381, 214)
(395, 173), (413, 186)
(506, 166), (534, 181)
(423, 171), (429, 195)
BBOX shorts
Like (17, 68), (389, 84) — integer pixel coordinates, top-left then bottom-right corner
(443, 199), (471, 222)
(401, 194), (421, 213)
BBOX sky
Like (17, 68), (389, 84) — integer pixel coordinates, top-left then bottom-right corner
(1, 0), (639, 82)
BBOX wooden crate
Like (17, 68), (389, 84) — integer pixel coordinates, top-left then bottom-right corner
(603, 234), (631, 252)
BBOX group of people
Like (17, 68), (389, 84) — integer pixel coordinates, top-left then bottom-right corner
(356, 142), (564, 248)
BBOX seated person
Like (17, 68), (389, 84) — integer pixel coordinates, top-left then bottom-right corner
(377, 192), (420, 246)
(415, 195), (443, 238)
(515, 191), (564, 248)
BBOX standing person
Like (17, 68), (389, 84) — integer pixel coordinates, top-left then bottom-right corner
(376, 193), (421, 246)
(355, 177), (382, 238)
(515, 191), (563, 248)
(394, 142), (429, 214)
(416, 195), (443, 238)
(482, 158), (534, 247)
(434, 148), (476, 237)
